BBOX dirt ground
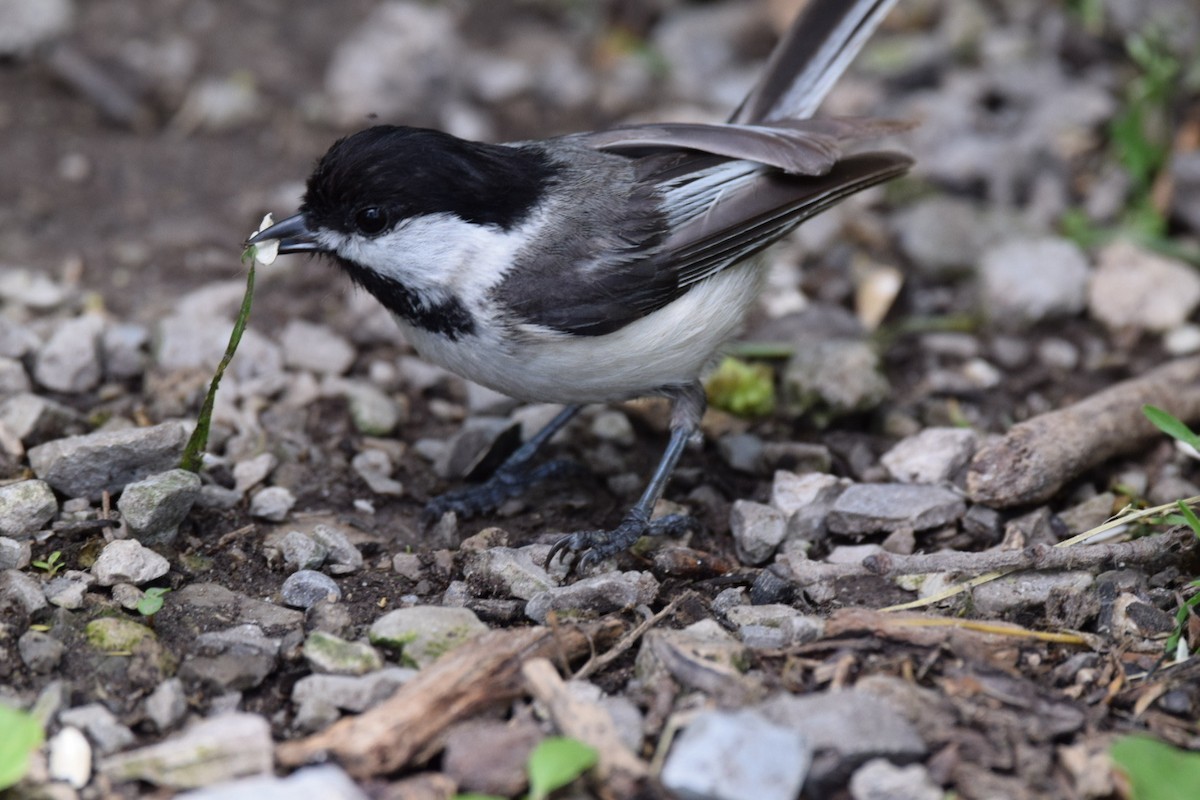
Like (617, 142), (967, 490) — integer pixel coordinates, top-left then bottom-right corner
(4, 1), (1200, 799)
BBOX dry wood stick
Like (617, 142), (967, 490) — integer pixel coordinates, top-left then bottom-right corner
(968, 355), (1200, 507)
(276, 619), (623, 778)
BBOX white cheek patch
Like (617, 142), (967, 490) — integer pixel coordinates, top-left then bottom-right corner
(326, 213), (528, 301)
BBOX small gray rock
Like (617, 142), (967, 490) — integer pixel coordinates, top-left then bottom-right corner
(718, 433), (766, 474)
(171, 583), (304, 637)
(758, 689), (926, 793)
(60, 702), (136, 756)
(177, 764), (371, 800)
(28, 421), (191, 499)
(526, 571), (659, 624)
(0, 355), (30, 394)
(145, 678), (188, 733)
(19, 630), (65, 672)
(0, 392), (81, 445)
(34, 313), (104, 393)
(281, 570), (341, 609)
(278, 531), (329, 572)
(155, 314), (283, 380)
(196, 484), (241, 510)
(461, 546), (555, 601)
(0, 268), (66, 309)
(92, 539), (170, 586)
(894, 197), (991, 276)
(180, 624), (282, 691)
(0, 317), (40, 359)
(827, 484), (966, 536)
(249, 486), (295, 522)
(1089, 239), (1200, 331)
(662, 709), (810, 800)
(0, 479), (57, 538)
(726, 604), (825, 648)
(45, 572), (93, 609)
(850, 758), (942, 800)
(770, 471), (846, 517)
(590, 410), (635, 447)
(302, 630), (383, 675)
(369, 606), (488, 668)
(117, 469), (201, 546)
(232, 453), (277, 494)
(310, 524), (362, 574)
(280, 320), (356, 375)
(292, 667), (415, 715)
(784, 338), (889, 423)
(350, 449), (404, 496)
(978, 237), (1090, 327)
(100, 712), (273, 789)
(0, 536), (31, 570)
(730, 500), (787, 565)
(340, 380), (404, 436)
(0, 0), (73, 57)
(102, 323), (149, 380)
(881, 428), (978, 484)
(1, 567), (48, 613)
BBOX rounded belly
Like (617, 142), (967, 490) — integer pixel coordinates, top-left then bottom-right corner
(401, 261), (765, 404)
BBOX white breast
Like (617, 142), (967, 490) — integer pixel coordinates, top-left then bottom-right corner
(396, 257), (766, 404)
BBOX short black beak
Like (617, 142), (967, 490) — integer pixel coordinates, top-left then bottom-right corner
(247, 213), (324, 254)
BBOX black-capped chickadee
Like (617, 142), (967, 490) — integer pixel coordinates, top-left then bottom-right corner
(250, 0), (911, 571)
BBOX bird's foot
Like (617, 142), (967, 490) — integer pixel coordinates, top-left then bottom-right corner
(422, 458), (580, 525)
(546, 509), (699, 575)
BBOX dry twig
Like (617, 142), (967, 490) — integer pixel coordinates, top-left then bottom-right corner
(522, 658), (648, 794)
(968, 355), (1200, 507)
(276, 619), (624, 777)
(783, 528), (1194, 590)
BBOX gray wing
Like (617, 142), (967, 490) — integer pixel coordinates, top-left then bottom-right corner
(569, 117), (910, 176)
(495, 148), (911, 337)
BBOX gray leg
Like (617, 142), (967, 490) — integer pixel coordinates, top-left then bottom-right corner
(546, 383), (705, 572)
(423, 405), (582, 523)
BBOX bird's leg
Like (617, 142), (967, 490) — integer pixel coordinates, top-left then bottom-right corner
(423, 404), (582, 523)
(547, 382), (704, 573)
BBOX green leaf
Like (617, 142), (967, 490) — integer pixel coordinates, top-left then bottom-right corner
(1177, 501), (1200, 541)
(180, 261), (256, 472)
(527, 737), (598, 800)
(137, 587), (171, 617)
(0, 704), (44, 790)
(1143, 405), (1200, 451)
(1111, 735), (1200, 800)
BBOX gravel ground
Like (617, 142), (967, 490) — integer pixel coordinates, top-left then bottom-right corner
(2, 1), (1200, 798)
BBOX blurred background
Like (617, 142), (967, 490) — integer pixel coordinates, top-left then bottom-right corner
(2, 0), (1197, 326)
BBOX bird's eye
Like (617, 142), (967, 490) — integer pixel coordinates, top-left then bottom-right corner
(354, 206), (387, 235)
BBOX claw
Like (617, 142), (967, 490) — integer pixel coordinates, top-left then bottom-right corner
(545, 512), (700, 576)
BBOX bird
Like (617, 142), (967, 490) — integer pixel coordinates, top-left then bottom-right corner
(249, 0), (911, 573)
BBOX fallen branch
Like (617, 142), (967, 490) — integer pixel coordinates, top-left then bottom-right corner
(781, 529), (1194, 589)
(572, 591), (692, 681)
(522, 658), (648, 795)
(968, 355), (1200, 507)
(276, 619), (624, 777)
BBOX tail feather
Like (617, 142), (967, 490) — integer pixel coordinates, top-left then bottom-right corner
(729, 0), (900, 124)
